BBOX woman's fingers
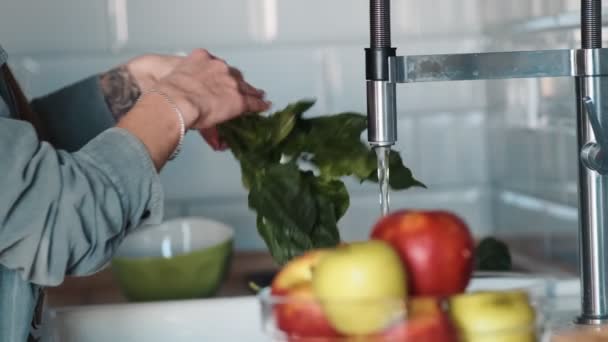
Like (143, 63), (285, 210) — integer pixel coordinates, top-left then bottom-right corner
(239, 80), (265, 98)
(229, 67), (264, 98)
(243, 95), (271, 114)
(153, 48), (270, 130)
(200, 127), (227, 151)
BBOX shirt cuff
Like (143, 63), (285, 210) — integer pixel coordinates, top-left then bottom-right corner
(32, 75), (115, 152)
(77, 127), (164, 229)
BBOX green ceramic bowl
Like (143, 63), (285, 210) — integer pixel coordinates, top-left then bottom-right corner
(111, 217), (234, 302)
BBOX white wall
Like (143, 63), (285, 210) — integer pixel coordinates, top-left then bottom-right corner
(1, 0), (492, 250)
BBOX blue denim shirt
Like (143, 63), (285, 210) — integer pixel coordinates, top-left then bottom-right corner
(0, 45), (164, 341)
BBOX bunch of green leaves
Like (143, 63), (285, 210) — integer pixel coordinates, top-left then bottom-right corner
(218, 100), (424, 265)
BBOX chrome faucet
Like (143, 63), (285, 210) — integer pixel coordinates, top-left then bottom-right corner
(366, 0), (608, 324)
(366, 0), (397, 147)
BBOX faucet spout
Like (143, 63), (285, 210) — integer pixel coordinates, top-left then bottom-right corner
(367, 80), (397, 147)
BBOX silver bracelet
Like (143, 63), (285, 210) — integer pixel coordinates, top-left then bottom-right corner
(139, 89), (186, 160)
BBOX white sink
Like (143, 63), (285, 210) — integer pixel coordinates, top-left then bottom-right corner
(42, 296), (267, 342)
(42, 276), (581, 342)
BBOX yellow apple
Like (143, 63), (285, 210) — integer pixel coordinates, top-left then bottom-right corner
(449, 290), (536, 342)
(311, 241), (407, 336)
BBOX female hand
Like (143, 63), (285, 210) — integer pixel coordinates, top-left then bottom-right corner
(152, 49), (269, 129)
(105, 51), (265, 150)
(116, 49), (270, 170)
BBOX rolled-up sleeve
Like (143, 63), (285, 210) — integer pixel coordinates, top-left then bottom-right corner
(0, 118), (163, 286)
(31, 76), (115, 152)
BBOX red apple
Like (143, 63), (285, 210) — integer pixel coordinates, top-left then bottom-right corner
(402, 297), (457, 342)
(371, 210), (474, 297)
(271, 249), (330, 296)
(365, 297), (457, 342)
(270, 250), (340, 340)
(274, 282), (341, 340)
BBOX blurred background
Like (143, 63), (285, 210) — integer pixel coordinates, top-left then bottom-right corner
(0, 0), (590, 276)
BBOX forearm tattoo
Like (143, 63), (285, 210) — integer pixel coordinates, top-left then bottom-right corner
(100, 65), (141, 121)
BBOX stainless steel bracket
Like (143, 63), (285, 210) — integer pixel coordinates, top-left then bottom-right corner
(388, 48), (608, 83)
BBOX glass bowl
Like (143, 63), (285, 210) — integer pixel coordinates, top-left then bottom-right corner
(258, 279), (549, 342)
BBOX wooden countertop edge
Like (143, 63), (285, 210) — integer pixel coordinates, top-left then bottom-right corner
(44, 251), (279, 307)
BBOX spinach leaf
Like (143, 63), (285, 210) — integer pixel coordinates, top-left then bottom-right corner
(366, 151), (426, 190)
(282, 113), (375, 180)
(217, 99), (315, 158)
(309, 195), (341, 250)
(256, 215), (314, 264)
(311, 177), (349, 220)
(219, 100), (424, 264)
(283, 113), (424, 190)
(252, 167), (343, 264)
(248, 162), (317, 235)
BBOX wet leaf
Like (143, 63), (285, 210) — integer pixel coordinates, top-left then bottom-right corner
(219, 100), (423, 264)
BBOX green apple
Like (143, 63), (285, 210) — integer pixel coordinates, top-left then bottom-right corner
(449, 290), (536, 342)
(311, 241), (407, 336)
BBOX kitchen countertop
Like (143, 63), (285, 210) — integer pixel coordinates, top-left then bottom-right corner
(44, 251), (279, 307)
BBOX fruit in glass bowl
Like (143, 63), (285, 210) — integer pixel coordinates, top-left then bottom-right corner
(259, 210), (541, 342)
(259, 284), (541, 342)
